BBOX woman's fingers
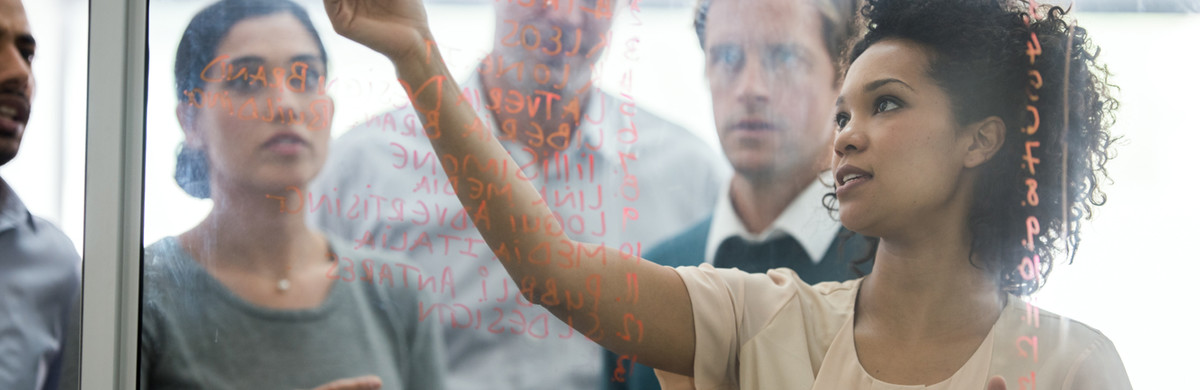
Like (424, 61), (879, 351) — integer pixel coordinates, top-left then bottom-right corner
(322, 0), (351, 35)
(987, 376), (1007, 390)
(311, 375), (383, 390)
(321, 0), (429, 62)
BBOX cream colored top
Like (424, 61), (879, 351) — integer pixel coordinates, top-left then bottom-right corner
(656, 264), (1132, 390)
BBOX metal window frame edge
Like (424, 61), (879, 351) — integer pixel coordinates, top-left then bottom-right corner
(80, 0), (147, 388)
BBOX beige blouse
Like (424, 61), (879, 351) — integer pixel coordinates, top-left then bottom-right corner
(656, 264), (1132, 390)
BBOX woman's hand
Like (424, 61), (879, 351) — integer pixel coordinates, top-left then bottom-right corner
(310, 375), (383, 390)
(322, 0), (431, 63)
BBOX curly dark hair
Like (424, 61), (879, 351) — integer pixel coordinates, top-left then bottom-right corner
(824, 0), (1118, 295)
(173, 0), (328, 199)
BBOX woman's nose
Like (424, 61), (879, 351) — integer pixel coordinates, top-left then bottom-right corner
(833, 120), (866, 157)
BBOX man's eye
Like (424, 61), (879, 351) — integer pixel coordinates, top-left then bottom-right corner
(874, 97), (901, 113)
(712, 47), (743, 68)
(771, 48), (800, 68)
(20, 48), (33, 64)
(834, 113), (849, 130)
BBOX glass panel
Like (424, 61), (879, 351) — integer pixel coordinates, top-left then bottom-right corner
(137, 0), (1198, 389)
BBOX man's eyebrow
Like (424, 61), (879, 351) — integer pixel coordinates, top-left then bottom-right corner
(707, 43), (737, 52)
(864, 78), (915, 94)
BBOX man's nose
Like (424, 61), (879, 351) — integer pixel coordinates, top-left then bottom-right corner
(735, 60), (769, 106)
(0, 43), (31, 96)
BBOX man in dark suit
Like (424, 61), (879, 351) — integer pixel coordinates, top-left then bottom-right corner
(604, 0), (871, 388)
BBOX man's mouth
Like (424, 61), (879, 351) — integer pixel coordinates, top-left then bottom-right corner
(0, 95), (32, 126)
(733, 120), (775, 131)
(0, 105), (18, 121)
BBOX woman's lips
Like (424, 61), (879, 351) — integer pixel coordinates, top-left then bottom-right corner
(263, 132), (308, 155)
(835, 164), (872, 196)
(836, 174), (870, 195)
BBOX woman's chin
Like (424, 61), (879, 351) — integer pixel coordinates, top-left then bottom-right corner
(244, 176), (312, 197)
(836, 206), (875, 236)
(254, 167), (319, 189)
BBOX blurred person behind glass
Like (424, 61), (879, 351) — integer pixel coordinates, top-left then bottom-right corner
(603, 0), (873, 387)
(139, 1), (443, 388)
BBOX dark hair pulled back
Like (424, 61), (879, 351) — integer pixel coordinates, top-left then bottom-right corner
(172, 0), (328, 199)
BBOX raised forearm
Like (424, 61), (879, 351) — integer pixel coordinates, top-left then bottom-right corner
(391, 42), (695, 374)
(322, 3), (698, 371)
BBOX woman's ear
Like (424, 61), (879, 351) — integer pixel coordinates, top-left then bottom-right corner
(176, 102), (203, 148)
(964, 116), (1006, 168)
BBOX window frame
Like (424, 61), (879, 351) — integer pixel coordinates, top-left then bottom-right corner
(79, 0), (147, 387)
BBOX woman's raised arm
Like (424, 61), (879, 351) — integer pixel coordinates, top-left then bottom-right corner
(323, 0), (697, 376)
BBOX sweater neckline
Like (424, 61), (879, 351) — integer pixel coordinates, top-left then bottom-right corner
(162, 235), (348, 322)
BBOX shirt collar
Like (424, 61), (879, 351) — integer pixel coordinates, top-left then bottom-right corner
(0, 179), (33, 234)
(704, 171), (842, 264)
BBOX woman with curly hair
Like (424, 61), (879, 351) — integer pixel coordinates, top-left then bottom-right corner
(321, 0), (1130, 388)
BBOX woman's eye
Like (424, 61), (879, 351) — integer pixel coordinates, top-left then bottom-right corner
(303, 70), (324, 93)
(224, 77), (260, 94)
(874, 97), (901, 113)
(834, 112), (849, 130)
(224, 66), (265, 94)
(290, 72), (321, 92)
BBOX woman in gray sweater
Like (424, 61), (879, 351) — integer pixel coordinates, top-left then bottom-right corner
(140, 1), (444, 388)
